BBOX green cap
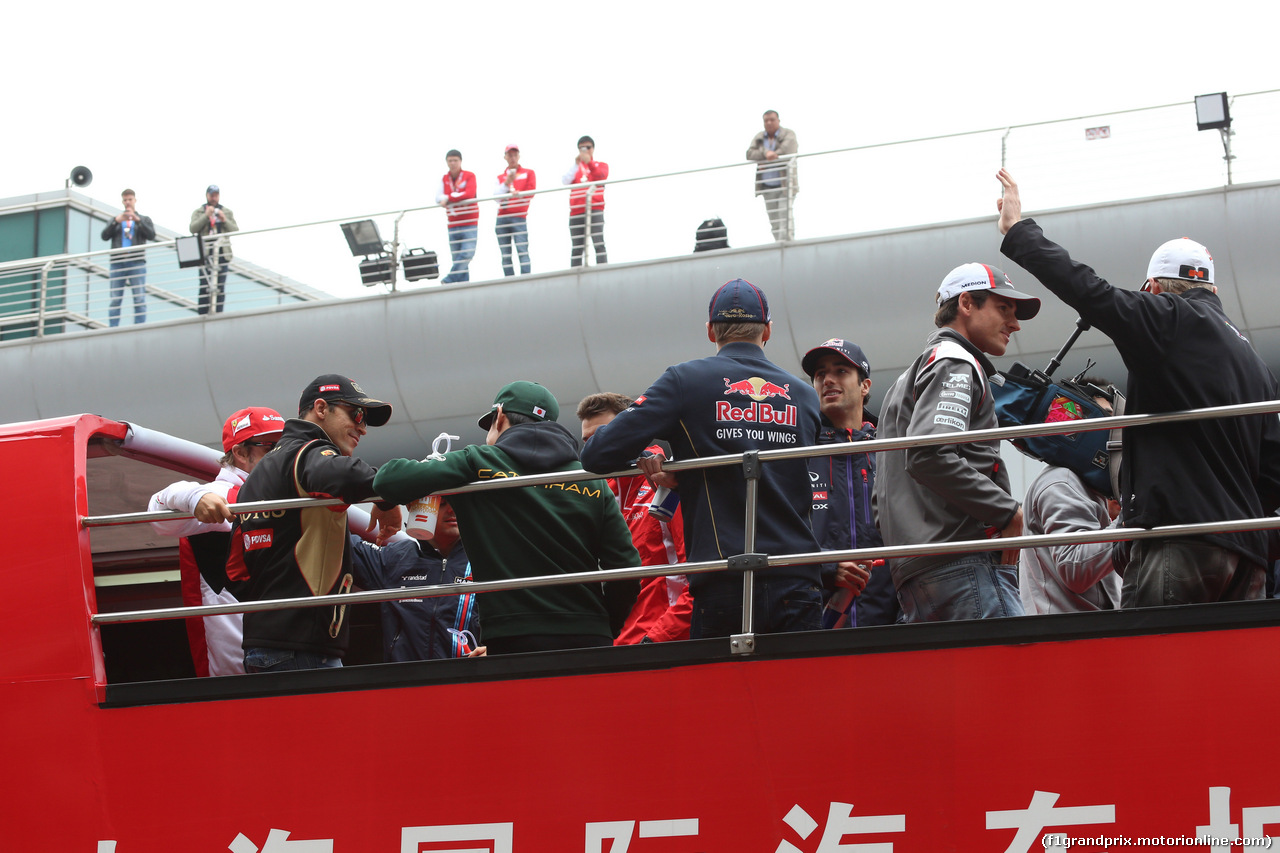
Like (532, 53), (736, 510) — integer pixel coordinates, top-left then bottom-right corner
(478, 380), (560, 429)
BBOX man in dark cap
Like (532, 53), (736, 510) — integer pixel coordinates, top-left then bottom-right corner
(231, 374), (402, 672)
(189, 184), (238, 315)
(581, 279), (825, 638)
(874, 262), (1041, 623)
(801, 338), (898, 627)
(375, 380), (639, 655)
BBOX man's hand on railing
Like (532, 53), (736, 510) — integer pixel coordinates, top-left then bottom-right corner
(637, 451), (678, 490)
(368, 504), (404, 546)
(834, 561), (871, 596)
(194, 492), (234, 524)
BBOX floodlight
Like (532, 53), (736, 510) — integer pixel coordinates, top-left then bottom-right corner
(1195, 92), (1230, 131)
(175, 235), (206, 269)
(340, 220), (385, 256)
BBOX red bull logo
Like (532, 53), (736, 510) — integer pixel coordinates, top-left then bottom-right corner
(723, 376), (792, 401)
(715, 400), (798, 426)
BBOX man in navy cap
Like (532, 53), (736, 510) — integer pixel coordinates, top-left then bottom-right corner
(581, 279), (824, 639)
(874, 261), (1040, 623)
(802, 338), (899, 627)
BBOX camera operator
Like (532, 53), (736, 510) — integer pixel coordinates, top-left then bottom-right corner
(101, 188), (156, 327)
(188, 184), (239, 315)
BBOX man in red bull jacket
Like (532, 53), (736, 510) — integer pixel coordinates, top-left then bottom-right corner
(581, 279), (824, 638)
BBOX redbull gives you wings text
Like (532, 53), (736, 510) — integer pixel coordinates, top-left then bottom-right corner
(718, 376), (799, 431)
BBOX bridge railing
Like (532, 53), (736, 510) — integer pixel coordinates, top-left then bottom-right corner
(3, 90), (1280, 335)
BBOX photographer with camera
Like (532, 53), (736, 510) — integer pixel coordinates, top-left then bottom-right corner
(189, 184), (239, 315)
(101, 188), (156, 327)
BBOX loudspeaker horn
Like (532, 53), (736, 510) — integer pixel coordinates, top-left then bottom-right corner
(69, 166), (93, 188)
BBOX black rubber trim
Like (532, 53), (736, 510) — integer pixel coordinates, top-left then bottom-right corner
(101, 597), (1280, 709)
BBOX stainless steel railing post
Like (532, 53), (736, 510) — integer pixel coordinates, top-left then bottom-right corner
(37, 259), (55, 338)
(732, 451), (763, 655)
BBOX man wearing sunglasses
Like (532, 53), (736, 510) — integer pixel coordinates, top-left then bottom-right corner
(232, 375), (403, 672)
(149, 406), (286, 676)
(998, 168), (1280, 609)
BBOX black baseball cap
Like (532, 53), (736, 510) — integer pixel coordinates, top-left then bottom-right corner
(298, 374), (392, 427)
(802, 338), (871, 379)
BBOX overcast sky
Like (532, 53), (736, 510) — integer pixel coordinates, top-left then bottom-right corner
(5, 1), (1277, 295)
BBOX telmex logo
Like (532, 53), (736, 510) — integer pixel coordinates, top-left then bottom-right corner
(244, 530), (274, 551)
(723, 376), (791, 402)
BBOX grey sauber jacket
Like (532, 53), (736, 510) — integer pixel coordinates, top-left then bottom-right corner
(873, 328), (1019, 587)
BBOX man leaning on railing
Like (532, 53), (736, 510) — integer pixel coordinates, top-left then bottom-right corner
(581, 279), (825, 639)
(874, 262), (1041, 623)
(998, 168), (1280, 609)
(375, 381), (640, 655)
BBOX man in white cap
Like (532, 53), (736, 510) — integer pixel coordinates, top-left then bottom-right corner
(998, 168), (1280, 608)
(149, 406), (286, 676)
(874, 260), (1041, 622)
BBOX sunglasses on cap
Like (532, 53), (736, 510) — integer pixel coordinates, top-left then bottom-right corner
(243, 440), (278, 449)
(334, 402), (367, 424)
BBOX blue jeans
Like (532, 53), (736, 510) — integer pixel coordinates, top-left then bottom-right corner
(690, 578), (823, 639)
(495, 215), (531, 276)
(441, 225), (478, 283)
(896, 553), (1023, 623)
(243, 647), (343, 673)
(108, 258), (147, 326)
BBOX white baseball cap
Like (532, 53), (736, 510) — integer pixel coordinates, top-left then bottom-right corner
(1143, 237), (1214, 291)
(936, 262), (1041, 320)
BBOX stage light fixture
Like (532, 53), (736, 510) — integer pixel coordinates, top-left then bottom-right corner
(340, 220), (385, 257)
(1195, 92), (1230, 131)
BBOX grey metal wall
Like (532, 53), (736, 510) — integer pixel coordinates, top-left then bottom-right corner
(5, 180), (1277, 469)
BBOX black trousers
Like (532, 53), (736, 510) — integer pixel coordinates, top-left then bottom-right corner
(569, 211), (607, 267)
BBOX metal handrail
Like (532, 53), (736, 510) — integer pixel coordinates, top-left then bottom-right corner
(90, 513), (1280, 626)
(79, 397), (1280, 528)
(86, 398), (1280, 635)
